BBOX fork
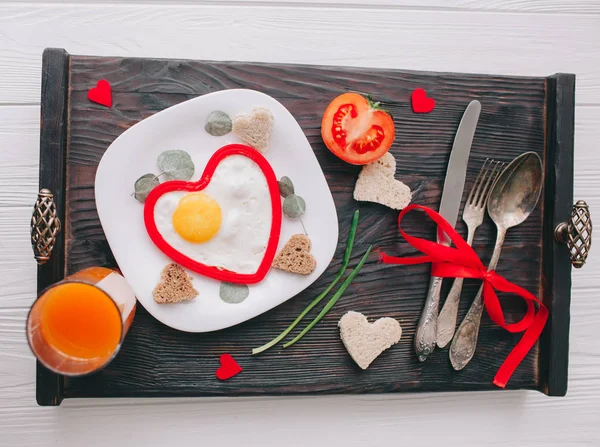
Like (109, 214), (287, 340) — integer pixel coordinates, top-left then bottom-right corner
(436, 159), (504, 348)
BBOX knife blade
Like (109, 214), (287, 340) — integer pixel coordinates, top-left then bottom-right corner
(414, 100), (481, 362)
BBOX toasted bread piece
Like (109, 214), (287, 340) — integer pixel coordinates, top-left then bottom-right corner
(272, 234), (316, 275)
(339, 311), (402, 370)
(353, 152), (412, 210)
(232, 107), (274, 153)
(153, 263), (198, 304)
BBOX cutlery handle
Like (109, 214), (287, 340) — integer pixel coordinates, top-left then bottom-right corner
(436, 277), (464, 348)
(436, 225), (476, 348)
(449, 228), (506, 370)
(415, 275), (443, 362)
(449, 284), (484, 370)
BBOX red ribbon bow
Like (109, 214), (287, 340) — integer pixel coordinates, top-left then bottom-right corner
(379, 204), (548, 388)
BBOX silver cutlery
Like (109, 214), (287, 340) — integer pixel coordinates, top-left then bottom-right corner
(415, 100), (481, 362)
(449, 152), (543, 370)
(436, 159), (505, 348)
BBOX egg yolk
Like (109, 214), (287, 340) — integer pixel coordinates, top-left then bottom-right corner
(172, 192), (222, 243)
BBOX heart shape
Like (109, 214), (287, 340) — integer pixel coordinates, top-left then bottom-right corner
(411, 88), (435, 113)
(339, 311), (402, 370)
(215, 354), (242, 380)
(153, 264), (198, 304)
(353, 152), (412, 210)
(272, 234), (316, 275)
(144, 144), (282, 284)
(232, 108), (274, 153)
(88, 79), (112, 108)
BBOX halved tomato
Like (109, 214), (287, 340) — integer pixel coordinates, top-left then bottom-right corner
(321, 93), (395, 165)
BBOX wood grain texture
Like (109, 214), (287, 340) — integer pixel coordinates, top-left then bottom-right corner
(35, 48), (69, 406)
(1, 1), (599, 446)
(8, 0), (600, 13)
(1, 4), (600, 105)
(48, 53), (559, 399)
(539, 73), (575, 396)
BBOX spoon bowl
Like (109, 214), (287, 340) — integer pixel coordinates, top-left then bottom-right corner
(487, 152), (543, 230)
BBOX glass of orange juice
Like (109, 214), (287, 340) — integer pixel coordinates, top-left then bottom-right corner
(27, 267), (136, 376)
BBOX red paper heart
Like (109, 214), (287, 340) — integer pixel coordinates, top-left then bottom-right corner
(88, 80), (112, 107)
(216, 354), (243, 380)
(411, 88), (435, 113)
(144, 144), (282, 284)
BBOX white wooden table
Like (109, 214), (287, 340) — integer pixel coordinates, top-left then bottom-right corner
(1, 1), (599, 445)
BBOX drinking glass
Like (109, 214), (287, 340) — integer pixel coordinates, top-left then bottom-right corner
(27, 267), (136, 376)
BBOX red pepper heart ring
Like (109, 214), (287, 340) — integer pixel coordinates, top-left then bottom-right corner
(144, 144), (282, 284)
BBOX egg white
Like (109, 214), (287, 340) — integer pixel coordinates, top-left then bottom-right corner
(153, 155), (272, 275)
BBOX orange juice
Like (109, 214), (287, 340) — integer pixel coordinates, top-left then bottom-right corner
(27, 267), (137, 376)
(39, 283), (122, 360)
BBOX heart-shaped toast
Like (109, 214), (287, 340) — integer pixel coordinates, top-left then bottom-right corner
(272, 234), (316, 275)
(339, 311), (402, 370)
(353, 152), (412, 210)
(232, 108), (274, 153)
(411, 88), (435, 113)
(144, 144), (282, 284)
(153, 263), (198, 304)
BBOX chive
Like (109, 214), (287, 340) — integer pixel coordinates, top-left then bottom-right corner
(282, 245), (373, 348)
(252, 210), (360, 355)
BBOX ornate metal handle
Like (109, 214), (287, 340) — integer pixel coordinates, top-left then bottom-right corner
(415, 275), (443, 362)
(449, 283), (484, 370)
(31, 188), (61, 265)
(449, 226), (506, 370)
(554, 200), (592, 269)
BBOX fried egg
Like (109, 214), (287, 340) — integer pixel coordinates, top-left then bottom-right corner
(153, 155), (272, 274)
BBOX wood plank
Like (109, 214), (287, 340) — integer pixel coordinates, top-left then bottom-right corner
(0, 5), (599, 104)
(32, 48), (70, 406)
(539, 73), (575, 396)
(5, 0), (600, 14)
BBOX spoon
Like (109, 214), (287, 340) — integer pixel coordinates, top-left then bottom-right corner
(449, 152), (543, 371)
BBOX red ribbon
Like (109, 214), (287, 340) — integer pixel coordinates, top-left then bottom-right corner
(379, 204), (548, 388)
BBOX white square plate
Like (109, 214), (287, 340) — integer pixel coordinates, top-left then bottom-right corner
(95, 89), (338, 332)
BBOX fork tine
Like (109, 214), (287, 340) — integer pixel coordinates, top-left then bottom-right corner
(466, 158), (490, 206)
(471, 159), (493, 207)
(477, 161), (504, 208)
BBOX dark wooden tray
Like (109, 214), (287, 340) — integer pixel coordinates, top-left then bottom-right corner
(36, 48), (575, 405)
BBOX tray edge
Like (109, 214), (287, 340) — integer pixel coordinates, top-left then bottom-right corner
(35, 47), (70, 406)
(539, 72), (575, 397)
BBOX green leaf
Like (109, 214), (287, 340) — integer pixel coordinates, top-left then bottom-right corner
(278, 176), (295, 198)
(133, 173), (160, 203)
(157, 150), (195, 181)
(283, 194), (306, 218)
(157, 149), (191, 165)
(283, 244), (373, 348)
(252, 210), (360, 355)
(220, 282), (249, 304)
(205, 110), (232, 136)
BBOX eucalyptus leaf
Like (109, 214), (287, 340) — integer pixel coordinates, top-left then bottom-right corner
(220, 282), (250, 304)
(134, 173), (160, 203)
(283, 194), (306, 218)
(157, 150), (195, 181)
(278, 176), (295, 198)
(157, 149), (191, 165)
(205, 110), (232, 136)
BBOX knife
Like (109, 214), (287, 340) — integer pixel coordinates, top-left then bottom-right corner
(414, 100), (481, 362)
